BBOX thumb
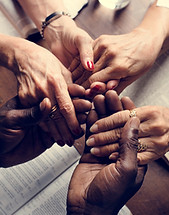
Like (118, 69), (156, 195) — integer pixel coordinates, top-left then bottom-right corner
(118, 117), (140, 171)
(9, 98), (51, 128)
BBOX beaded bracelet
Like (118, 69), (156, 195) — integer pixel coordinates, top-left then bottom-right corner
(40, 11), (71, 38)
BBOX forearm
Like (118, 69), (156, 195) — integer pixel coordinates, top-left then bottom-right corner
(17, 0), (71, 31)
(0, 34), (17, 71)
(135, 1), (169, 50)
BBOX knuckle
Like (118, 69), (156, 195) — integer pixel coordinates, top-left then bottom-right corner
(59, 102), (74, 116)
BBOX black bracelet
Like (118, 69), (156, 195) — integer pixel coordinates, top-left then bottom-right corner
(40, 11), (71, 38)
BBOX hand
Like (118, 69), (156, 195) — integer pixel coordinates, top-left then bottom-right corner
(0, 86), (92, 167)
(73, 29), (161, 94)
(67, 109), (147, 215)
(6, 36), (84, 143)
(30, 84), (92, 147)
(44, 16), (94, 71)
(87, 92), (169, 165)
(0, 96), (53, 167)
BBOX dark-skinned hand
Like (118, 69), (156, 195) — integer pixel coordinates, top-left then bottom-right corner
(67, 90), (147, 215)
(0, 84), (92, 167)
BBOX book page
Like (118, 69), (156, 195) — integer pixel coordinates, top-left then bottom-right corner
(13, 165), (132, 215)
(0, 144), (80, 215)
(13, 161), (78, 215)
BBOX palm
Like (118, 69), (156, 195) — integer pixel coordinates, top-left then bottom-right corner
(68, 151), (146, 215)
(67, 92), (147, 215)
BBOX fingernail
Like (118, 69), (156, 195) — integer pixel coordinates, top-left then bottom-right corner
(90, 147), (100, 155)
(86, 137), (95, 146)
(40, 101), (46, 112)
(130, 117), (140, 129)
(90, 124), (98, 133)
(92, 85), (101, 92)
(109, 83), (118, 90)
(87, 60), (94, 70)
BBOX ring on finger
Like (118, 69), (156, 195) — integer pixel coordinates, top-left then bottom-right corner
(129, 109), (137, 118)
(49, 104), (59, 119)
(137, 139), (147, 152)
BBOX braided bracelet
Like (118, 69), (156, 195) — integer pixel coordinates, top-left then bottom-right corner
(40, 11), (71, 38)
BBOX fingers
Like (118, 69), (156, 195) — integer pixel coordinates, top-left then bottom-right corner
(106, 80), (119, 90)
(121, 96), (136, 110)
(54, 80), (83, 137)
(89, 110), (130, 134)
(82, 67), (113, 89)
(93, 94), (106, 117)
(105, 90), (123, 113)
(85, 82), (107, 100)
(73, 99), (92, 113)
(117, 117), (140, 176)
(92, 90), (123, 118)
(69, 83), (92, 124)
(90, 143), (119, 157)
(75, 31), (94, 71)
(5, 97), (51, 128)
(68, 84), (85, 97)
(86, 109), (99, 140)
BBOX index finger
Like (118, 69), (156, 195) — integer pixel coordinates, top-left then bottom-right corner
(54, 78), (83, 136)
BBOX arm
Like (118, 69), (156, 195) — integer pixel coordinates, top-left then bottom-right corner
(73, 0), (169, 93)
(18, 0), (94, 70)
(0, 33), (84, 144)
(0, 84), (91, 167)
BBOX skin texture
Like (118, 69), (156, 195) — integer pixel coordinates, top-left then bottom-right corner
(67, 101), (147, 215)
(0, 34), (85, 145)
(0, 84), (92, 167)
(72, 1), (169, 94)
(18, 0), (94, 71)
(86, 91), (169, 165)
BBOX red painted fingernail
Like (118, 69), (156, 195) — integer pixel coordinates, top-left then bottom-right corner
(87, 61), (94, 70)
(92, 85), (101, 91)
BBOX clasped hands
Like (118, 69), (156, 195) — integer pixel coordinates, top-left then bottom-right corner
(1, 84), (169, 168)
(0, 86), (148, 215)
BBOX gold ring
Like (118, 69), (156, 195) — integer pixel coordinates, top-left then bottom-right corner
(137, 140), (147, 152)
(129, 109), (137, 118)
(49, 104), (58, 119)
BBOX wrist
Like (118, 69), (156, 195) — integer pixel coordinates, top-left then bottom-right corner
(43, 15), (76, 45)
(138, 1), (169, 40)
(0, 34), (17, 71)
(40, 11), (71, 39)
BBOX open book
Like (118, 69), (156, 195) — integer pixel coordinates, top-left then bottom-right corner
(0, 0), (89, 40)
(0, 142), (132, 215)
(0, 144), (81, 215)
